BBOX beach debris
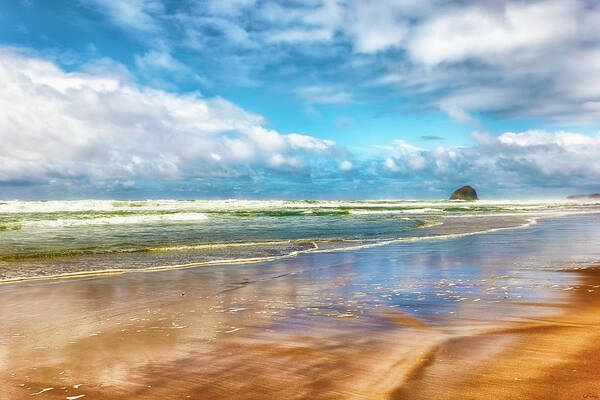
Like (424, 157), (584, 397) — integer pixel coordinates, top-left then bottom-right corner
(31, 387), (54, 395)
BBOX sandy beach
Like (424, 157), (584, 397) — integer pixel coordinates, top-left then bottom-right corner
(4, 0), (600, 397)
(3, 1), (600, 396)
(1, 213), (600, 399)
(390, 266), (600, 400)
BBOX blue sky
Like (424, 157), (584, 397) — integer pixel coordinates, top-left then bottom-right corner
(1, 0), (600, 199)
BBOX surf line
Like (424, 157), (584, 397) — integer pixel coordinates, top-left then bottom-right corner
(1, 212), (583, 285)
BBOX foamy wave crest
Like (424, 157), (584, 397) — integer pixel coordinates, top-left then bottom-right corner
(349, 208), (441, 215)
(2, 198), (599, 215)
(21, 212), (209, 228)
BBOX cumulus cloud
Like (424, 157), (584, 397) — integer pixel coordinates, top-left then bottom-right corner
(380, 130), (600, 192)
(7, 1), (600, 197)
(0, 50), (342, 187)
(366, 0), (600, 124)
(406, 1), (576, 65)
(344, 1), (410, 53)
(2, 50), (599, 197)
(78, 0), (600, 124)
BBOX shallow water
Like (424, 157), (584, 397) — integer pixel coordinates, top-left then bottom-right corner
(2, 214), (600, 398)
(1, 199), (600, 280)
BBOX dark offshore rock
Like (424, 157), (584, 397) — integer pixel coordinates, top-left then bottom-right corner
(449, 185), (478, 200)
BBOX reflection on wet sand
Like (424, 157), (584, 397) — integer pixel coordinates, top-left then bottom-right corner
(390, 267), (600, 400)
(1, 214), (600, 399)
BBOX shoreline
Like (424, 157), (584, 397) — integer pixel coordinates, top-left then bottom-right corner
(385, 266), (600, 399)
(4, 206), (600, 284)
(1, 214), (599, 398)
(0, 213), (541, 285)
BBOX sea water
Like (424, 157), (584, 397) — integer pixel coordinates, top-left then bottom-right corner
(1, 199), (599, 281)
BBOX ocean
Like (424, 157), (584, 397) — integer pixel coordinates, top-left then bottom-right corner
(2, 204), (600, 398)
(1, 199), (599, 281)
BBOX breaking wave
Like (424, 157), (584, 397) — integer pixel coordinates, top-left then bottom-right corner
(1, 199), (600, 282)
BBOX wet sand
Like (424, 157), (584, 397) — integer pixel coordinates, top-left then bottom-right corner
(390, 267), (600, 400)
(1, 214), (600, 399)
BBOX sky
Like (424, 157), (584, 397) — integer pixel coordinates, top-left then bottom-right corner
(1, 0), (600, 199)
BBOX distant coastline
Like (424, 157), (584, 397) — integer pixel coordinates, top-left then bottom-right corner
(568, 193), (600, 199)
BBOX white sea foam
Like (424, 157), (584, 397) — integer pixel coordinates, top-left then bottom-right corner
(19, 212), (209, 228)
(1, 198), (599, 214)
(2, 198), (600, 284)
(349, 208), (441, 215)
(1, 199), (597, 232)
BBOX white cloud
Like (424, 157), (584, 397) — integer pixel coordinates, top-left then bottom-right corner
(178, 14), (257, 49)
(134, 49), (185, 72)
(258, 0), (342, 44)
(338, 160), (353, 171)
(383, 157), (399, 172)
(81, 0), (164, 33)
(3, 48), (600, 195)
(205, 0), (258, 17)
(133, 49), (208, 88)
(381, 130), (600, 190)
(345, 1), (600, 125)
(287, 133), (335, 151)
(77, 0), (600, 124)
(344, 1), (410, 53)
(438, 103), (478, 126)
(407, 0), (576, 65)
(0, 50), (340, 186)
(266, 28), (334, 44)
(373, 1), (599, 124)
(383, 140), (427, 171)
(296, 85), (353, 104)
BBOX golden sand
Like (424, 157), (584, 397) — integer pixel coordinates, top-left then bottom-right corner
(1, 266), (599, 399)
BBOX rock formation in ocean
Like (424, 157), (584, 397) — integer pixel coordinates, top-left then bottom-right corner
(449, 185), (478, 200)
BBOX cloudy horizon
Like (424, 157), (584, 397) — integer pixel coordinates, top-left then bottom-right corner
(2, 0), (600, 199)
